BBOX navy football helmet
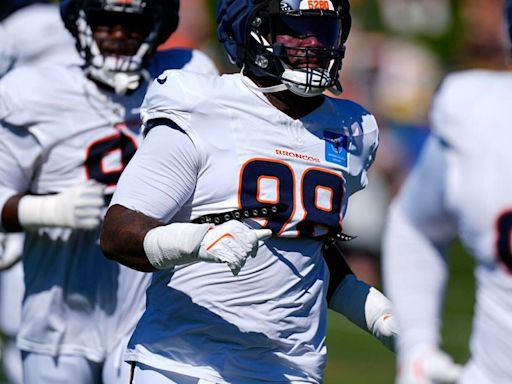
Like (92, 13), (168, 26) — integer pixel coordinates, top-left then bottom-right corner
(61, 0), (179, 94)
(217, 0), (351, 97)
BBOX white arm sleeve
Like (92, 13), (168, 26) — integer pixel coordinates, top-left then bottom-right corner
(382, 135), (458, 357)
(110, 123), (201, 222)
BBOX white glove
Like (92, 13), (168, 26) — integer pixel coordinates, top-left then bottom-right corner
(371, 312), (399, 351)
(18, 180), (106, 230)
(198, 220), (272, 274)
(329, 275), (398, 351)
(144, 220), (272, 274)
(397, 346), (463, 384)
(0, 233), (24, 271)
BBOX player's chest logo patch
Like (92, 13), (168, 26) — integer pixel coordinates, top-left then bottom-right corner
(323, 130), (348, 167)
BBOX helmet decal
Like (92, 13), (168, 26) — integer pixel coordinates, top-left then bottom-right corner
(297, 1), (335, 11)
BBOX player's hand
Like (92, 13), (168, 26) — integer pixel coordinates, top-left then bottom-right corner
(18, 180), (106, 230)
(198, 221), (272, 275)
(397, 346), (463, 384)
(371, 312), (398, 351)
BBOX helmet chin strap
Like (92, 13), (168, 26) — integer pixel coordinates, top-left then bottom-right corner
(240, 67), (340, 97)
(240, 67), (288, 93)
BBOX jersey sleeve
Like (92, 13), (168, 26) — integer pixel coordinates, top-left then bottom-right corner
(0, 73), (20, 122)
(345, 109), (379, 196)
(0, 124), (41, 229)
(140, 70), (206, 135)
(382, 135), (457, 355)
(147, 49), (218, 80)
(0, 25), (14, 77)
(185, 50), (218, 76)
(0, 65), (61, 127)
(110, 124), (201, 223)
(429, 71), (486, 146)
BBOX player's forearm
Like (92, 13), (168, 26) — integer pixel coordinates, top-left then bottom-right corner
(324, 239), (397, 351)
(1, 194), (23, 232)
(329, 275), (397, 351)
(1, 181), (106, 232)
(322, 239), (354, 301)
(101, 204), (271, 274)
(101, 204), (161, 272)
(382, 204), (448, 355)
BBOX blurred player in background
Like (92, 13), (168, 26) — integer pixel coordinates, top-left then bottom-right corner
(0, 1), (81, 383)
(101, 0), (397, 383)
(0, 0), (217, 382)
(0, 0), (80, 74)
(382, 0), (512, 383)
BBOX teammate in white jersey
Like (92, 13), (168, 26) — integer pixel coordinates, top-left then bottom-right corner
(0, 0), (217, 383)
(0, 0), (80, 76)
(101, 0), (397, 383)
(0, 2), (82, 383)
(382, 2), (512, 383)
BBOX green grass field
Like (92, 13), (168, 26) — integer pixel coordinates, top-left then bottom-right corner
(0, 243), (474, 383)
(324, 242), (475, 383)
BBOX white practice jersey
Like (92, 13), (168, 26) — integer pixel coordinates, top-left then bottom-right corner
(0, 3), (81, 77)
(111, 71), (378, 383)
(383, 70), (512, 384)
(0, 50), (217, 362)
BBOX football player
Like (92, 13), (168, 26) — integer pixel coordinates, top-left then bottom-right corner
(382, 1), (512, 383)
(0, 1), (82, 383)
(0, 0), (80, 76)
(101, 0), (397, 383)
(0, 0), (217, 383)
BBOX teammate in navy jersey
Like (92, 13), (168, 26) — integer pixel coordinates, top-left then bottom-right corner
(102, 0), (397, 383)
(0, 0), (217, 383)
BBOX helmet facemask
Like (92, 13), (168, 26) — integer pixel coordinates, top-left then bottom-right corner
(75, 0), (162, 94)
(246, 3), (347, 97)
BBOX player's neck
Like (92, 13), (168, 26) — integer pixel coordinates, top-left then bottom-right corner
(249, 74), (324, 120)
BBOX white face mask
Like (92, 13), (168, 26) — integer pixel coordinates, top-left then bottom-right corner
(280, 66), (333, 97)
(76, 9), (152, 94)
(248, 30), (338, 97)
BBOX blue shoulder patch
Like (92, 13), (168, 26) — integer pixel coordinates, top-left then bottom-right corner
(147, 49), (194, 79)
(323, 130), (349, 167)
(310, 97), (375, 167)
